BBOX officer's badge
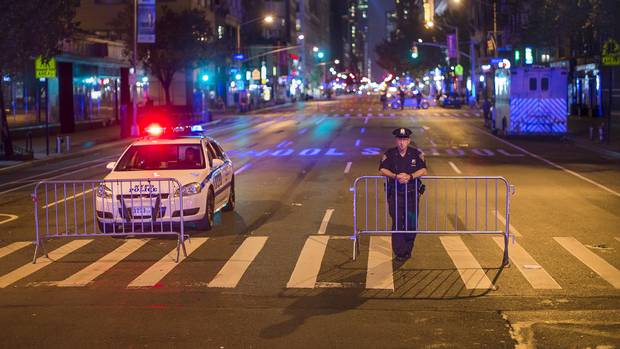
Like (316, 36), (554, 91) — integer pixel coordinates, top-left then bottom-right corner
(400, 128), (405, 135)
(411, 159), (417, 166)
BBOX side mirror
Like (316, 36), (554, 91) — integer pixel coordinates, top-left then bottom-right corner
(105, 162), (116, 170)
(211, 158), (224, 168)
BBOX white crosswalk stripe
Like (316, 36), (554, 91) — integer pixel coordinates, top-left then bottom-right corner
(554, 237), (620, 288)
(492, 237), (561, 289)
(208, 236), (268, 288)
(440, 236), (493, 289)
(366, 236), (394, 290)
(0, 240), (93, 288)
(0, 241), (31, 259)
(287, 235), (330, 288)
(127, 237), (208, 288)
(55, 239), (148, 287)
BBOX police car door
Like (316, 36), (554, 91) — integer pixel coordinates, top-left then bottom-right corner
(206, 141), (228, 208)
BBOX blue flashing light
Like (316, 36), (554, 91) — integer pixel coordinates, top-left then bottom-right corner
(191, 125), (204, 132)
(233, 53), (245, 60)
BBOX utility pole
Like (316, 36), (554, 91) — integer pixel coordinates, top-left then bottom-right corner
(130, 0), (139, 137)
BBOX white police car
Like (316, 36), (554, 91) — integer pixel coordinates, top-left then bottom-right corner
(95, 125), (234, 232)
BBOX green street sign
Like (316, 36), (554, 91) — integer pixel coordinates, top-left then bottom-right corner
(454, 64), (464, 76)
(35, 56), (57, 78)
(602, 38), (620, 66)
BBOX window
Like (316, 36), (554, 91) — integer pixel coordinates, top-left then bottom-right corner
(529, 78), (537, 91)
(541, 78), (549, 91)
(209, 141), (225, 160)
(115, 144), (205, 171)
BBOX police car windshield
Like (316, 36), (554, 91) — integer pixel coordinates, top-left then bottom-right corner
(115, 144), (205, 171)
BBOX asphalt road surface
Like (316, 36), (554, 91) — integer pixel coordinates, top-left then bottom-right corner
(0, 95), (619, 348)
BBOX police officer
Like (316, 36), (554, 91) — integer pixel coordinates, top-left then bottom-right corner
(379, 128), (428, 261)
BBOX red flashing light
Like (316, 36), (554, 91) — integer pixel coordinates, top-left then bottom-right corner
(145, 123), (164, 137)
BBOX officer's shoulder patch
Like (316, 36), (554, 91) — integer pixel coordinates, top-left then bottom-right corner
(381, 154), (387, 162)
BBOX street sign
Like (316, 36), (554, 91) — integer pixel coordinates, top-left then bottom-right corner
(233, 53), (245, 61)
(35, 57), (56, 78)
(447, 34), (457, 59)
(252, 69), (260, 80)
(454, 64), (464, 76)
(602, 38), (620, 66)
(137, 0), (156, 43)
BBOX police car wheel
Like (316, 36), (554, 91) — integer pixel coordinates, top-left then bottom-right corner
(197, 190), (215, 230)
(97, 221), (126, 238)
(223, 179), (235, 212)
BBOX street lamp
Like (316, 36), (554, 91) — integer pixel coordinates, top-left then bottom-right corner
(236, 14), (275, 53)
(334, 59), (340, 65)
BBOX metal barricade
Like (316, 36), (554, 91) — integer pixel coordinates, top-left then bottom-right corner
(32, 178), (187, 263)
(352, 176), (516, 265)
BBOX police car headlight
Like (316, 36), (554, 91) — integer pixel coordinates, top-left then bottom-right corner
(96, 184), (113, 199)
(175, 182), (202, 197)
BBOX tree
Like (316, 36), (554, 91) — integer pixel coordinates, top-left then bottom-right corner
(0, 0), (78, 159)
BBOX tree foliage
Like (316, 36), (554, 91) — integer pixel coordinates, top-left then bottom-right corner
(0, 0), (78, 158)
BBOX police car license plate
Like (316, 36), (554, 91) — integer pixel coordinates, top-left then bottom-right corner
(132, 206), (152, 216)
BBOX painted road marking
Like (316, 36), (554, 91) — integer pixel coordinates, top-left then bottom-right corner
(440, 236), (493, 289)
(494, 211), (522, 237)
(317, 209), (335, 235)
(422, 126), (431, 131)
(344, 162), (352, 174)
(355, 139), (361, 147)
(364, 116), (370, 124)
(492, 237), (561, 289)
(208, 236), (268, 288)
(554, 237), (620, 288)
(448, 161), (462, 174)
(127, 237), (208, 288)
(0, 214), (18, 225)
(0, 242), (31, 259)
(360, 127), (366, 134)
(287, 235), (330, 288)
(0, 240), (93, 288)
(234, 162), (252, 175)
(42, 189), (94, 209)
(55, 239), (148, 287)
(366, 236), (394, 290)
(480, 130), (620, 198)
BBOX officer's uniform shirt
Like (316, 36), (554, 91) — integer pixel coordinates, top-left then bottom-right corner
(379, 146), (426, 193)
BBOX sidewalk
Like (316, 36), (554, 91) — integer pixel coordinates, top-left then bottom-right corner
(0, 101), (298, 169)
(567, 111), (620, 158)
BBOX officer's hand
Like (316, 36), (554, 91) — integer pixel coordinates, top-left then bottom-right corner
(397, 173), (411, 183)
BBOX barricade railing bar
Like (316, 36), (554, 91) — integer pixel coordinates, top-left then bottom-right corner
(32, 178), (187, 263)
(352, 176), (515, 265)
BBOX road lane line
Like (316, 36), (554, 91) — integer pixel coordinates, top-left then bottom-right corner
(0, 242), (31, 259)
(317, 209), (335, 235)
(448, 161), (462, 174)
(0, 214), (18, 225)
(355, 139), (361, 147)
(360, 127), (366, 134)
(478, 129), (620, 197)
(440, 236), (493, 289)
(492, 237), (561, 289)
(616, 237), (620, 243)
(234, 163), (252, 175)
(366, 236), (394, 290)
(43, 189), (94, 209)
(554, 237), (620, 288)
(494, 211), (522, 237)
(55, 239), (149, 287)
(127, 237), (208, 288)
(287, 235), (330, 288)
(344, 162), (352, 174)
(208, 236), (268, 288)
(364, 116), (369, 124)
(422, 126), (430, 131)
(0, 240), (93, 288)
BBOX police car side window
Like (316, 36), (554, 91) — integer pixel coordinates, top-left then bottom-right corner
(203, 142), (215, 167)
(209, 141), (225, 160)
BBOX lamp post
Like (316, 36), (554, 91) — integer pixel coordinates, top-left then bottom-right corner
(236, 15), (274, 54)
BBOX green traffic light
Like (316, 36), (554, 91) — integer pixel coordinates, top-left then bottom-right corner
(411, 52), (419, 59)
(515, 50), (520, 62)
(317, 51), (325, 59)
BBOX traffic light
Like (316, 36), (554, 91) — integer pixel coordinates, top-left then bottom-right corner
(411, 45), (419, 59)
(514, 49), (520, 63)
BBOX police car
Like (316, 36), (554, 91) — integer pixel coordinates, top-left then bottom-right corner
(95, 124), (234, 232)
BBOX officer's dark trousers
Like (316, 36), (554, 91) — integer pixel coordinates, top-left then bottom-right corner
(388, 190), (418, 257)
